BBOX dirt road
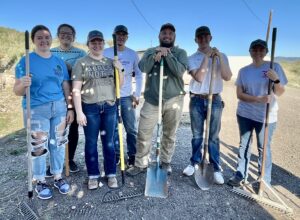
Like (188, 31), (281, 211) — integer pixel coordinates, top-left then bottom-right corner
(0, 81), (299, 219)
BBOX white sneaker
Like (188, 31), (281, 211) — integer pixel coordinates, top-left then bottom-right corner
(183, 165), (195, 176)
(214, 171), (224, 185)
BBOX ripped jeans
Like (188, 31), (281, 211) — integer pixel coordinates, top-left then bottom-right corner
(23, 99), (68, 181)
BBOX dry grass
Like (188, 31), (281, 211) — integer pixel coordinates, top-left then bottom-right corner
(280, 61), (300, 88)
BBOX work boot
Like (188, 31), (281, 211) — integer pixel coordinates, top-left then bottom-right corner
(126, 166), (146, 176)
(160, 162), (172, 175)
(127, 156), (135, 168)
(227, 172), (244, 187)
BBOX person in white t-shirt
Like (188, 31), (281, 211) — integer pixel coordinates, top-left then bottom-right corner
(182, 26), (232, 185)
(103, 25), (143, 168)
(228, 39), (287, 187)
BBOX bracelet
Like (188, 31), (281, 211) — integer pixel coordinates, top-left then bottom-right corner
(273, 79), (280, 84)
(67, 108), (74, 111)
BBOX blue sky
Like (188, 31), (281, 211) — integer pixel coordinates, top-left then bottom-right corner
(1, 0), (299, 57)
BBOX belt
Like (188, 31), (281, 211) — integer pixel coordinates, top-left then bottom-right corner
(190, 92), (219, 99)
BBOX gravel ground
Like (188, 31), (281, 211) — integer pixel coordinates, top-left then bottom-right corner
(0, 81), (299, 220)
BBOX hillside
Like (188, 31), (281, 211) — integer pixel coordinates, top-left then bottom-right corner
(0, 26), (87, 73)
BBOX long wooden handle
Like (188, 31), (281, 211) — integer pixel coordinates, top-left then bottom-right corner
(203, 55), (217, 163)
(65, 143), (70, 176)
(266, 10), (273, 42)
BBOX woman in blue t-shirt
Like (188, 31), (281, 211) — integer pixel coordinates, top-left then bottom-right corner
(228, 39), (288, 187)
(14, 25), (74, 200)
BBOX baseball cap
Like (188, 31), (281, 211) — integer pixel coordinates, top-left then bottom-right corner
(160, 23), (176, 32)
(195, 26), (211, 37)
(249, 39), (268, 51)
(87, 30), (104, 42)
(114, 25), (128, 34)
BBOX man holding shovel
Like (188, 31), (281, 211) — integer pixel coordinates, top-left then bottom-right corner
(127, 23), (188, 176)
(182, 26), (232, 185)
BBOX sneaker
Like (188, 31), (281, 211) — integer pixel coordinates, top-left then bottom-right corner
(214, 171), (224, 185)
(183, 164), (195, 176)
(127, 156), (135, 168)
(126, 166), (146, 176)
(35, 181), (52, 200)
(69, 160), (79, 173)
(54, 178), (70, 194)
(45, 166), (53, 178)
(88, 178), (98, 190)
(108, 177), (118, 188)
(160, 162), (172, 175)
(227, 175), (243, 187)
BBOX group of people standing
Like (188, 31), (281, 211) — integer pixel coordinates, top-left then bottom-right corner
(14, 22), (287, 200)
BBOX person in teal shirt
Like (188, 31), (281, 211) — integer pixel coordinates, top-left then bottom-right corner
(50, 24), (87, 175)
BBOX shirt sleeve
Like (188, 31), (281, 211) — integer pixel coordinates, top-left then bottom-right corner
(133, 52), (143, 98)
(62, 61), (70, 81)
(15, 56), (26, 79)
(274, 62), (288, 86)
(72, 59), (84, 81)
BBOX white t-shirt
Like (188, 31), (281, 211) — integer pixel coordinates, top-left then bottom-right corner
(104, 47), (143, 98)
(188, 51), (230, 94)
(235, 62), (288, 123)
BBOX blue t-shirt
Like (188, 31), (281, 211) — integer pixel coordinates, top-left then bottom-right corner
(15, 52), (69, 109)
(50, 46), (87, 68)
(235, 62), (288, 123)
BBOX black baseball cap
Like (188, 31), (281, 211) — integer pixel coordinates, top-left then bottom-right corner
(160, 23), (176, 32)
(114, 25), (128, 34)
(249, 39), (268, 52)
(195, 26), (211, 37)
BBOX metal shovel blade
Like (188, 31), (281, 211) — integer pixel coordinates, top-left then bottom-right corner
(194, 161), (214, 190)
(145, 162), (168, 198)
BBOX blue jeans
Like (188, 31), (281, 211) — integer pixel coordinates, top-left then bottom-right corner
(114, 96), (137, 158)
(235, 115), (276, 184)
(82, 102), (117, 178)
(24, 99), (68, 181)
(189, 94), (223, 171)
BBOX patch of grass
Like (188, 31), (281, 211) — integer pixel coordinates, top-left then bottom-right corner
(9, 147), (27, 156)
(280, 61), (300, 88)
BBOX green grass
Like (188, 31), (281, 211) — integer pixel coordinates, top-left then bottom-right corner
(280, 61), (300, 88)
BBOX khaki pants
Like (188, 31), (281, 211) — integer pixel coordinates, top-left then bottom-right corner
(135, 95), (184, 168)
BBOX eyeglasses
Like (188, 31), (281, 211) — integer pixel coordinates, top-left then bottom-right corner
(59, 32), (73, 36)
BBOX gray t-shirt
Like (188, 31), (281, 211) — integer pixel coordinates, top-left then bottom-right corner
(72, 55), (115, 104)
(235, 62), (288, 123)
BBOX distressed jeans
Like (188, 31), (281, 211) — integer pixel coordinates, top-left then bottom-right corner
(114, 96), (137, 158)
(135, 95), (184, 168)
(24, 99), (68, 182)
(82, 102), (117, 178)
(189, 94), (223, 171)
(235, 115), (276, 184)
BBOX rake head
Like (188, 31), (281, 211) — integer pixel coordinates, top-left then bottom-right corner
(19, 200), (39, 220)
(102, 189), (143, 203)
(231, 187), (293, 215)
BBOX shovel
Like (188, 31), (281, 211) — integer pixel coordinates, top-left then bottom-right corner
(145, 58), (168, 198)
(194, 54), (217, 190)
